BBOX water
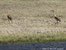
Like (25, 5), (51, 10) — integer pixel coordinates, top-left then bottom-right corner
(0, 42), (66, 50)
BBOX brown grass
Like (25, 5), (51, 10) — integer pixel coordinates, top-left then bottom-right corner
(0, 0), (66, 44)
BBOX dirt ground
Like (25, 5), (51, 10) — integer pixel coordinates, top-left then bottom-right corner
(0, 0), (66, 36)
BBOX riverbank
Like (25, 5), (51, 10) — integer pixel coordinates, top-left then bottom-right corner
(0, 32), (66, 44)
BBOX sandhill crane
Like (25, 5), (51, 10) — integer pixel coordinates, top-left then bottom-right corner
(54, 16), (61, 24)
(7, 15), (12, 23)
(50, 10), (61, 24)
(7, 15), (12, 20)
(54, 17), (61, 22)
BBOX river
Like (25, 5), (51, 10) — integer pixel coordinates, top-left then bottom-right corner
(0, 42), (66, 50)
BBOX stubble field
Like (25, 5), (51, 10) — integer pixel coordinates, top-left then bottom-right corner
(0, 0), (66, 44)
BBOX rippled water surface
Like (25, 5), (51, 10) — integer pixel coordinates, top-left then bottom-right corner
(0, 42), (66, 50)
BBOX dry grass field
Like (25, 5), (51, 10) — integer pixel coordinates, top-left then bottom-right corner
(0, 0), (66, 44)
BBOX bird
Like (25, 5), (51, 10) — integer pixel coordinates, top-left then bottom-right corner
(50, 10), (61, 24)
(7, 15), (12, 23)
(7, 15), (12, 21)
(54, 16), (61, 24)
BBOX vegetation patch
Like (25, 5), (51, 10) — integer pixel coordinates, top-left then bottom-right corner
(0, 32), (66, 44)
